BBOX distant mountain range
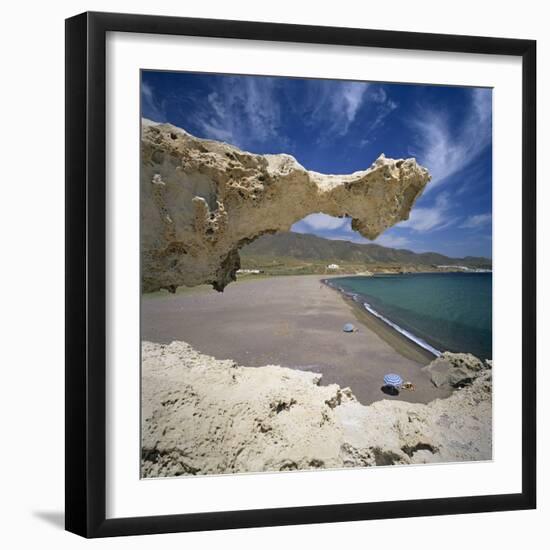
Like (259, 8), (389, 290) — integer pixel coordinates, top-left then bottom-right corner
(240, 232), (492, 270)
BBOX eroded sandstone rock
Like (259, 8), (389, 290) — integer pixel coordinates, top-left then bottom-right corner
(422, 352), (491, 389)
(141, 341), (492, 477)
(141, 120), (431, 292)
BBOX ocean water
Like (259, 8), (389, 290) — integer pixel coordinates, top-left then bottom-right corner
(329, 272), (492, 359)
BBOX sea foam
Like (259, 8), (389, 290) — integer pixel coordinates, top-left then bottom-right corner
(325, 279), (441, 357)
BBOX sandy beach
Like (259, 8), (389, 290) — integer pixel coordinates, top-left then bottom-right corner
(142, 275), (451, 405)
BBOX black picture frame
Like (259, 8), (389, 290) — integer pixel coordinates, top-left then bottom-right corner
(65, 11), (536, 538)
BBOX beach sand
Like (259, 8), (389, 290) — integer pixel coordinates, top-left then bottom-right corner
(142, 275), (451, 405)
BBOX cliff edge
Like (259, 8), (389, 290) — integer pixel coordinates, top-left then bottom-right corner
(142, 341), (492, 477)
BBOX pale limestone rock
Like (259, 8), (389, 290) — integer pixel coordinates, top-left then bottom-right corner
(141, 341), (492, 477)
(422, 352), (490, 389)
(141, 120), (431, 292)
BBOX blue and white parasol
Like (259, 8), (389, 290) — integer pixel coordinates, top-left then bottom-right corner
(383, 373), (403, 388)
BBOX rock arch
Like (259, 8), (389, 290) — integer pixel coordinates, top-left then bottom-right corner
(141, 120), (431, 292)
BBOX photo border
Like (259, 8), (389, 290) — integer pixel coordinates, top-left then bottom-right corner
(65, 11), (536, 538)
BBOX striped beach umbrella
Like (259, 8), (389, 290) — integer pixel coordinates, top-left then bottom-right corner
(383, 373), (403, 388)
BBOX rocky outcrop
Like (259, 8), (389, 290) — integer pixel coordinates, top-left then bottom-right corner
(141, 341), (492, 477)
(141, 120), (431, 292)
(422, 352), (490, 390)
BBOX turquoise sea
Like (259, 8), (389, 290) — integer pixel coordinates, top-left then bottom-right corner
(328, 272), (492, 360)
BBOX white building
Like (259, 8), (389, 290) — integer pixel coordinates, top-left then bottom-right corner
(327, 264), (340, 270)
(236, 269), (263, 274)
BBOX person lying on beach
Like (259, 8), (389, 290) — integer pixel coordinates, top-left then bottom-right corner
(401, 382), (416, 391)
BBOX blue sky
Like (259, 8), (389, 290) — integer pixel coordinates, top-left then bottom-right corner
(142, 71), (492, 259)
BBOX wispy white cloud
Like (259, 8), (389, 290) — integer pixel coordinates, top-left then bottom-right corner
(189, 77), (398, 150)
(141, 81), (166, 123)
(307, 81), (370, 137)
(340, 82), (370, 131)
(363, 87), (398, 133)
(292, 213), (348, 233)
(292, 214), (414, 251)
(329, 228), (418, 251)
(371, 233), (411, 248)
(196, 119), (233, 142)
(310, 81), (397, 140)
(191, 77), (283, 148)
(359, 138), (372, 148)
(453, 163), (487, 197)
(410, 88), (492, 190)
(398, 192), (457, 232)
(460, 213), (492, 229)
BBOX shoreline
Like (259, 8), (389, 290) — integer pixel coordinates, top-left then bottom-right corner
(144, 269), (491, 298)
(322, 278), (439, 363)
(142, 274), (449, 405)
(143, 271), (463, 365)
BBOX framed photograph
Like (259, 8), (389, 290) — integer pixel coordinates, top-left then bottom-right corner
(65, 11), (536, 537)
